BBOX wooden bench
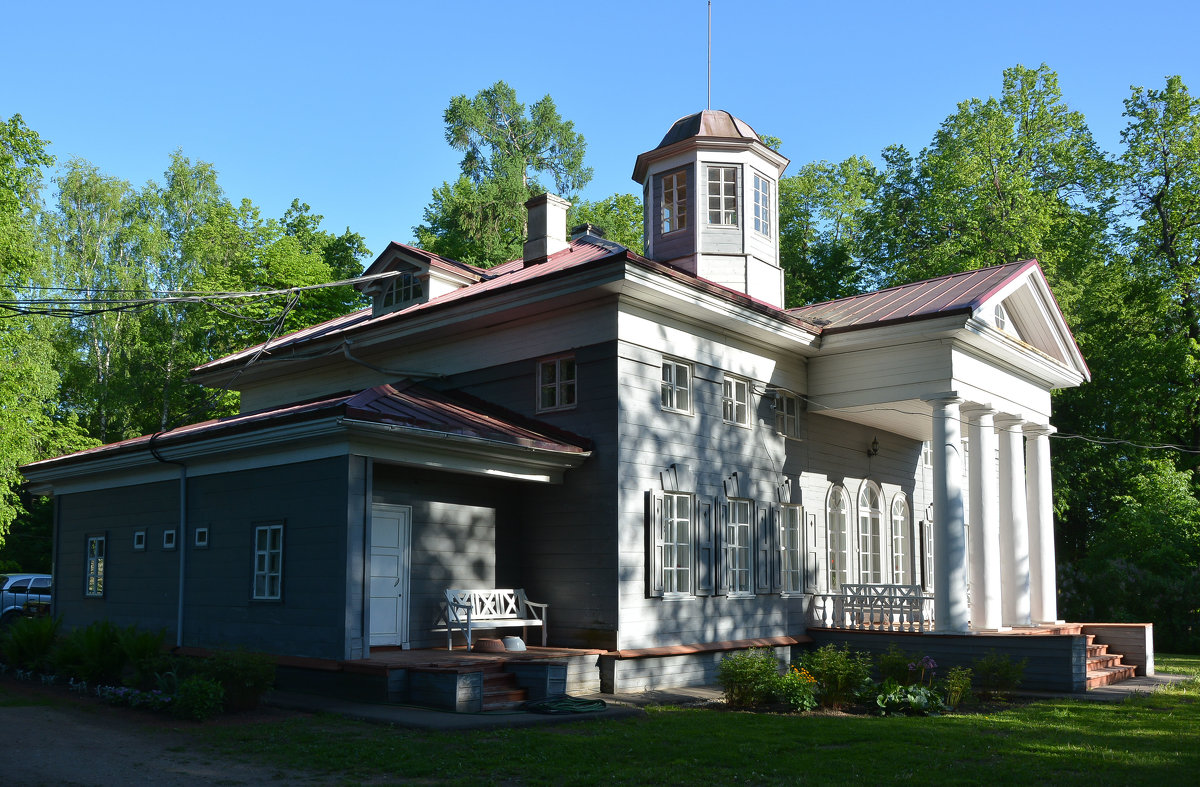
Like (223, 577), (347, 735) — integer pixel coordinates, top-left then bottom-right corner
(433, 588), (548, 651)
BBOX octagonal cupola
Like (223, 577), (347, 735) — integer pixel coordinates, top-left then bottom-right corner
(633, 110), (790, 307)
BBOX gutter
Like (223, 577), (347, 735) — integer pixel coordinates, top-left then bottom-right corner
(149, 432), (187, 649)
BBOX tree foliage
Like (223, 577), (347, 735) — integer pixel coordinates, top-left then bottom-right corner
(415, 81), (593, 267)
(568, 193), (644, 253)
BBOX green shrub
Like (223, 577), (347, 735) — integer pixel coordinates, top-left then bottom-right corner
(55, 620), (126, 685)
(775, 665), (819, 712)
(875, 678), (946, 716)
(172, 676), (225, 721)
(877, 644), (917, 685)
(0, 615), (60, 672)
(797, 644), (874, 709)
(199, 649), (276, 712)
(717, 648), (780, 708)
(941, 665), (973, 708)
(972, 650), (1027, 699)
(117, 626), (167, 689)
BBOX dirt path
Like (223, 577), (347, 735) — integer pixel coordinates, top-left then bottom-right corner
(1, 680), (328, 786)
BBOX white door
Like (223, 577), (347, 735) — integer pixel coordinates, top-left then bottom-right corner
(369, 504), (411, 648)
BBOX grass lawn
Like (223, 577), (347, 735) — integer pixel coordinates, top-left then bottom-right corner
(193, 659), (1200, 786)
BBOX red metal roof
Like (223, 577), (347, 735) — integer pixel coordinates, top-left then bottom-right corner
(788, 260), (1038, 332)
(21, 382), (590, 473)
(194, 235), (632, 375)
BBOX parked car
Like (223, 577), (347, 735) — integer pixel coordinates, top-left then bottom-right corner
(0, 574), (52, 625)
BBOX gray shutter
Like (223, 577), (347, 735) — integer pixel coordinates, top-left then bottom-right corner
(714, 498), (726, 596)
(696, 499), (714, 596)
(755, 504), (772, 594)
(645, 490), (664, 598)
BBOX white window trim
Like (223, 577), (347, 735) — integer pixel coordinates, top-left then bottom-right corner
(707, 165), (739, 227)
(752, 171), (772, 237)
(722, 375), (751, 426)
(660, 358), (692, 414)
(891, 494), (911, 585)
(780, 503), (804, 596)
(380, 270), (424, 312)
(661, 169), (688, 235)
(827, 486), (848, 592)
(857, 481), (883, 584)
(85, 535), (105, 597)
(775, 391), (801, 438)
(726, 498), (754, 597)
(194, 527), (210, 549)
(662, 492), (694, 597)
(133, 530), (146, 551)
(162, 529), (177, 551)
(536, 355), (577, 413)
(253, 522), (284, 601)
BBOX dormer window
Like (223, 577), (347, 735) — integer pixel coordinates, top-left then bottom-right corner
(707, 166), (738, 226)
(380, 271), (424, 312)
(661, 170), (688, 234)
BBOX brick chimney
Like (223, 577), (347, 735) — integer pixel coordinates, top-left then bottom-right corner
(523, 193), (572, 264)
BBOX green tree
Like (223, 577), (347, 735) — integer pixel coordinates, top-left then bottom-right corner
(415, 81), (593, 267)
(0, 115), (93, 545)
(568, 193), (644, 253)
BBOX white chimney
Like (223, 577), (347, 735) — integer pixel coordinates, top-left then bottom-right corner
(523, 193), (572, 264)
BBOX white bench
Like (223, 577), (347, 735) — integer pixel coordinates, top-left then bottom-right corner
(434, 588), (548, 650)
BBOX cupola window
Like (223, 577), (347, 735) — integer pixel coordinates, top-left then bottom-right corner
(661, 170), (688, 234)
(753, 173), (771, 236)
(707, 166), (738, 226)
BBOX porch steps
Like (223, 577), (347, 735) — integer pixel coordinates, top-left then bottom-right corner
(1084, 635), (1137, 689)
(479, 662), (528, 711)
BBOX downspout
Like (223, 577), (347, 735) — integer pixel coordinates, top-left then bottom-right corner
(149, 433), (187, 648)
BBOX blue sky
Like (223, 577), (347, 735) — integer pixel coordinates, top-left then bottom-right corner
(5, 1), (1200, 265)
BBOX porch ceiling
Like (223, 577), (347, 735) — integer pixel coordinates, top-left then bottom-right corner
(808, 398), (932, 441)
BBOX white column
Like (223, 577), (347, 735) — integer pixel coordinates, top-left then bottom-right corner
(995, 415), (1031, 627)
(929, 395), (969, 633)
(962, 404), (1002, 631)
(1025, 423), (1059, 624)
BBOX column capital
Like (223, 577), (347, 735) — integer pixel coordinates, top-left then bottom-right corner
(923, 391), (963, 407)
(993, 414), (1026, 430)
(960, 403), (998, 419)
(1023, 423), (1057, 437)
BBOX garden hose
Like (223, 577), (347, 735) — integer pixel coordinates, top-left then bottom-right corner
(522, 695), (608, 714)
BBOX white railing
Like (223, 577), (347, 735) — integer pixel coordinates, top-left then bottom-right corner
(808, 584), (933, 633)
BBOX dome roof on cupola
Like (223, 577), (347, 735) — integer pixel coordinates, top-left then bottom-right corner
(654, 109), (762, 149)
(632, 109), (788, 183)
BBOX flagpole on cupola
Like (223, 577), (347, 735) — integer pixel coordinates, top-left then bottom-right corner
(707, 1), (712, 109)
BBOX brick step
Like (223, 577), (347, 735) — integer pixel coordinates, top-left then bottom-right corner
(1086, 644), (1109, 657)
(1087, 664), (1137, 689)
(481, 669), (527, 711)
(1087, 653), (1123, 670)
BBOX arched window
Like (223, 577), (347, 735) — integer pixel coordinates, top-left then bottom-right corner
(891, 494), (911, 585)
(858, 481), (883, 583)
(827, 485), (848, 591)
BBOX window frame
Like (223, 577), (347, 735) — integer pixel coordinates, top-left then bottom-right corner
(857, 481), (884, 584)
(661, 492), (694, 596)
(826, 486), (848, 591)
(85, 535), (105, 598)
(536, 355), (577, 413)
(752, 172), (772, 236)
(162, 529), (177, 551)
(780, 503), (804, 595)
(660, 169), (689, 235)
(252, 522), (284, 601)
(194, 527), (210, 549)
(707, 165), (739, 226)
(722, 375), (751, 426)
(380, 270), (424, 311)
(775, 392), (801, 438)
(891, 494), (911, 585)
(133, 530), (146, 551)
(726, 498), (754, 596)
(660, 358), (692, 414)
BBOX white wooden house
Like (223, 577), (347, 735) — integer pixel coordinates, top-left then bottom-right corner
(24, 110), (1136, 694)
